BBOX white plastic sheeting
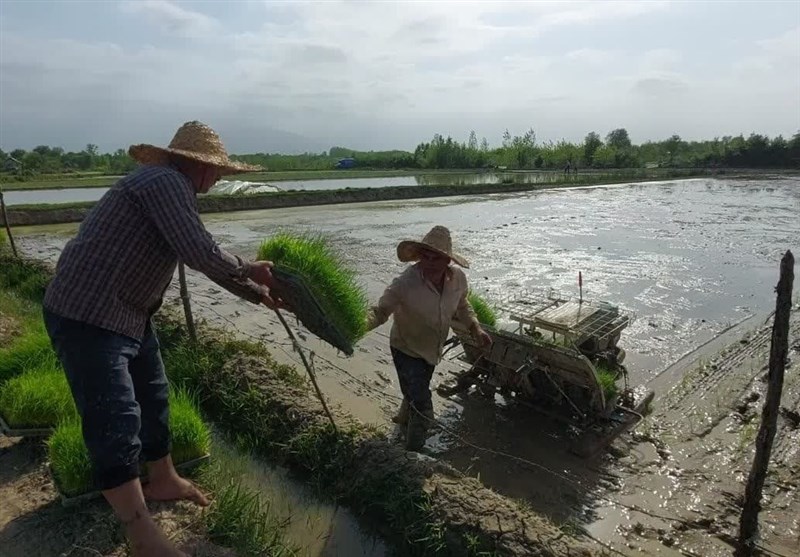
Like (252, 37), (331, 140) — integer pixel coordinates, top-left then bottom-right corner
(209, 180), (282, 195)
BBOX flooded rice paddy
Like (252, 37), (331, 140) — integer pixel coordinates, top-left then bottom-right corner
(195, 176), (799, 385)
(5, 170), (581, 205)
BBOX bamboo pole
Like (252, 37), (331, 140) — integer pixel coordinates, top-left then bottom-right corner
(178, 262), (197, 343)
(0, 190), (19, 258)
(736, 250), (794, 556)
(274, 308), (338, 433)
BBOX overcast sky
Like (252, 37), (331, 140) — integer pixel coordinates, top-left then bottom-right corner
(1, 0), (798, 154)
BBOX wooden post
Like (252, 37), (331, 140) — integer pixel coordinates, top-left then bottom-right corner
(0, 190), (19, 258)
(178, 261), (197, 342)
(736, 250), (794, 556)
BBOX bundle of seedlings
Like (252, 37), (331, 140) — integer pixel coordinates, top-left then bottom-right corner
(0, 362), (76, 432)
(48, 388), (211, 498)
(0, 327), (57, 384)
(467, 290), (497, 328)
(257, 231), (368, 354)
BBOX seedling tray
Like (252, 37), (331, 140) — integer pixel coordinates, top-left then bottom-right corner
(0, 412), (53, 438)
(270, 266), (354, 355)
(50, 454), (211, 507)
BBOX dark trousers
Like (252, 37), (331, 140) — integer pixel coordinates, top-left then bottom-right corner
(43, 307), (171, 491)
(391, 347), (435, 413)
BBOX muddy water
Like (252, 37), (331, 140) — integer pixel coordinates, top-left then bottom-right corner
(211, 436), (387, 557)
(200, 176), (799, 384)
(13, 175), (800, 554)
(3, 170), (569, 205)
(17, 177), (796, 381)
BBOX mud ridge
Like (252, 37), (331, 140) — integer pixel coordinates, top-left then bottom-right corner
(194, 346), (597, 556)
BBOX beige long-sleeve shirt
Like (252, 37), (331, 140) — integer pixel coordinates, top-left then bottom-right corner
(366, 264), (480, 366)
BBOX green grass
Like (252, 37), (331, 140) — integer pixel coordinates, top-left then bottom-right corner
(47, 419), (92, 497)
(257, 232), (368, 345)
(467, 291), (497, 328)
(200, 462), (296, 557)
(0, 328), (58, 385)
(0, 363), (76, 428)
(48, 389), (211, 497)
(169, 388), (211, 464)
(0, 254), (52, 302)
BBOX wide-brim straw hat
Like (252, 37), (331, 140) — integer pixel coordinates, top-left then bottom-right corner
(397, 225), (469, 268)
(128, 120), (263, 175)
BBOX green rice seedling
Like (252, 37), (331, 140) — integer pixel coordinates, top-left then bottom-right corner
(594, 364), (619, 403)
(169, 388), (211, 464)
(0, 364), (76, 428)
(47, 419), (92, 497)
(467, 290), (497, 328)
(257, 232), (368, 345)
(0, 328), (59, 384)
(204, 478), (294, 556)
(48, 390), (211, 497)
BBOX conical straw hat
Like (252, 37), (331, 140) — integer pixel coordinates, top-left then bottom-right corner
(397, 225), (469, 268)
(128, 120), (263, 175)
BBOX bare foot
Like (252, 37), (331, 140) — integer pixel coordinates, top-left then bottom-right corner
(143, 474), (209, 507)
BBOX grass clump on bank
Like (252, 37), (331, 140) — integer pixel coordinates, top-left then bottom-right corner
(47, 419), (93, 497)
(467, 291), (497, 328)
(0, 328), (58, 385)
(257, 232), (368, 345)
(0, 254), (52, 303)
(169, 388), (212, 464)
(48, 389), (212, 497)
(0, 364), (76, 428)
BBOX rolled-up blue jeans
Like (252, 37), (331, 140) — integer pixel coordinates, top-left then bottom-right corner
(43, 307), (171, 491)
(391, 347), (435, 414)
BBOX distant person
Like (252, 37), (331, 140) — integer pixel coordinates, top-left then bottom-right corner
(42, 121), (284, 557)
(564, 161), (571, 175)
(365, 226), (492, 451)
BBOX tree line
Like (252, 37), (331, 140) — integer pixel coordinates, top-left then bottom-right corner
(2, 128), (798, 179)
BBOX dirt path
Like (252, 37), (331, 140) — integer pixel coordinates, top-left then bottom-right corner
(0, 437), (235, 557)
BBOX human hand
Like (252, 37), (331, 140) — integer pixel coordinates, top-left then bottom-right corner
(248, 261), (276, 288)
(472, 326), (492, 348)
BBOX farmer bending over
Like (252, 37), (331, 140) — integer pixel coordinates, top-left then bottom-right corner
(43, 121), (281, 557)
(366, 226), (492, 451)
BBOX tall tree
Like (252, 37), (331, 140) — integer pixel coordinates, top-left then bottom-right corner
(468, 130), (478, 151)
(606, 128), (632, 150)
(583, 132), (602, 166)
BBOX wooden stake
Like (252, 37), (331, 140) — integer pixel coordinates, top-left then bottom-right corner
(178, 262), (197, 343)
(736, 250), (794, 556)
(0, 190), (19, 258)
(274, 308), (338, 433)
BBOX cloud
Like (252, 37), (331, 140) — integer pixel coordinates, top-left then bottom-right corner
(0, 0), (797, 152)
(120, 0), (219, 38)
(757, 26), (800, 58)
(632, 76), (689, 99)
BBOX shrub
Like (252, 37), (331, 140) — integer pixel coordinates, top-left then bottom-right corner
(0, 363), (76, 428)
(257, 232), (368, 345)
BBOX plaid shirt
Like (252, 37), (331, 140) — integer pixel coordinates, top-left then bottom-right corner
(44, 164), (264, 340)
